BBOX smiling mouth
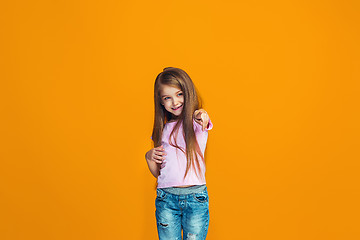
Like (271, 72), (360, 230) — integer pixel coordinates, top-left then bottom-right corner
(172, 105), (183, 110)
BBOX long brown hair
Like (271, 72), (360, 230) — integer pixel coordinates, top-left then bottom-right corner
(151, 67), (205, 180)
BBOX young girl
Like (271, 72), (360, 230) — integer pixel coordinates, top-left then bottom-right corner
(145, 67), (213, 240)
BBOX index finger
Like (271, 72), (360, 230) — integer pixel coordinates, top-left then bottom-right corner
(202, 115), (209, 131)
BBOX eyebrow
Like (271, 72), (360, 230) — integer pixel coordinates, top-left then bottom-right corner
(161, 90), (182, 98)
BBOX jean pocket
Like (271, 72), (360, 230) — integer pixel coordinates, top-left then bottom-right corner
(156, 188), (168, 200)
(193, 191), (209, 203)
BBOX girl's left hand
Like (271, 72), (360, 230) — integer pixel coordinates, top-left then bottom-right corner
(193, 109), (210, 131)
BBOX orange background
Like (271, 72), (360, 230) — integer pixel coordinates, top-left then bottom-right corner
(1, 0), (359, 239)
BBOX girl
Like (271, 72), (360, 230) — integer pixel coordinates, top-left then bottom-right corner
(145, 67), (213, 240)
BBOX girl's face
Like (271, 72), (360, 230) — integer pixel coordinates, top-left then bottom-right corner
(160, 85), (184, 117)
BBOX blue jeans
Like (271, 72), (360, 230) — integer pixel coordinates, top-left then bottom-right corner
(155, 185), (210, 240)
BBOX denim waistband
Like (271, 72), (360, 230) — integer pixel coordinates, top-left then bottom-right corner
(159, 184), (207, 195)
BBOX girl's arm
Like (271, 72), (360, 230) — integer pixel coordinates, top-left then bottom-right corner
(145, 145), (166, 178)
(145, 151), (160, 178)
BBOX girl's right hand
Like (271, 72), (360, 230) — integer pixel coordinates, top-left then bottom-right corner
(146, 145), (167, 164)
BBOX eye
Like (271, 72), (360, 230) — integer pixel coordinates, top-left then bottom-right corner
(164, 97), (170, 100)
(178, 93), (183, 96)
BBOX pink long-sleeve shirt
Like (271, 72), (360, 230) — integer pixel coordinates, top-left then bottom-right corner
(153, 118), (213, 188)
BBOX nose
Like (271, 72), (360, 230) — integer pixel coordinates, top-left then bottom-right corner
(172, 98), (180, 106)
